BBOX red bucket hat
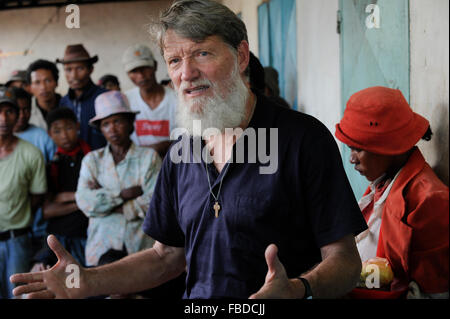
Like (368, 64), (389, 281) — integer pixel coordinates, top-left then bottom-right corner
(335, 86), (429, 155)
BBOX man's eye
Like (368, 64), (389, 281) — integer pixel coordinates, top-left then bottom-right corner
(169, 58), (180, 65)
(199, 51), (209, 57)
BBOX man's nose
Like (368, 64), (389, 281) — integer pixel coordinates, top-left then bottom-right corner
(111, 123), (119, 134)
(134, 70), (145, 81)
(72, 71), (80, 80)
(349, 151), (358, 164)
(60, 130), (69, 140)
(106, 123), (119, 135)
(181, 59), (200, 83)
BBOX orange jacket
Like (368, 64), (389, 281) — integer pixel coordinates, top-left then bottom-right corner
(375, 148), (449, 294)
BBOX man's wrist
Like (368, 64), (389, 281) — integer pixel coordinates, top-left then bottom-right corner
(297, 277), (313, 299)
(77, 267), (94, 299)
(289, 278), (306, 299)
(290, 277), (313, 299)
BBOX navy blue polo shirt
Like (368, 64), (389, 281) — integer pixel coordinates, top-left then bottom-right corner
(143, 94), (367, 299)
(60, 80), (107, 150)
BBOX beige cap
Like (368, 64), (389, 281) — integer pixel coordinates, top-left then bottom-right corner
(122, 44), (156, 72)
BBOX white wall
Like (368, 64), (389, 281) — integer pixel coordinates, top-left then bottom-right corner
(0, 1), (172, 95)
(296, 0), (341, 135)
(219, 0), (262, 57)
(410, 0), (449, 185)
(222, 0), (342, 136)
(223, 0), (449, 186)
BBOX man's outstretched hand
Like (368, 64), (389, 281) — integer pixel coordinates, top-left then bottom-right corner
(10, 235), (86, 299)
(249, 244), (305, 299)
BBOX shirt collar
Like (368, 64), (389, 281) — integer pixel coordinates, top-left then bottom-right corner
(68, 79), (97, 101)
(104, 141), (137, 164)
(247, 91), (274, 130)
(35, 93), (61, 110)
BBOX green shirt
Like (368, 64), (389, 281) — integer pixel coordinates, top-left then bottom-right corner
(0, 138), (47, 232)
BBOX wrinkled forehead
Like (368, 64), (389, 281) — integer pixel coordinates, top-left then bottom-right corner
(161, 30), (234, 57)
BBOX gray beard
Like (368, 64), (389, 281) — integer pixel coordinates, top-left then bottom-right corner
(175, 64), (250, 137)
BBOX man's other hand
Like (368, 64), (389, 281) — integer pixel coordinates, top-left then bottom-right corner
(10, 235), (86, 299)
(249, 244), (305, 299)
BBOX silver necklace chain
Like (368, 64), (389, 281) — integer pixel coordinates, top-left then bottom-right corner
(203, 95), (257, 216)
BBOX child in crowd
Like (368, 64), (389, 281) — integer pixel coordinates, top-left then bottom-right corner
(31, 107), (90, 270)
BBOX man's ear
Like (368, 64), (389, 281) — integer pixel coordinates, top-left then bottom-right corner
(88, 64), (94, 76)
(237, 40), (250, 75)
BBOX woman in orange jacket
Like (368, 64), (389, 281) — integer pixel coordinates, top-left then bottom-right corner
(335, 86), (449, 299)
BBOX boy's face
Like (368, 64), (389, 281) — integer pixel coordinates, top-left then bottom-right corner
(49, 119), (79, 151)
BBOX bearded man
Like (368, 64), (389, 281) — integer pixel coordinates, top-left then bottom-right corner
(11, 0), (367, 300)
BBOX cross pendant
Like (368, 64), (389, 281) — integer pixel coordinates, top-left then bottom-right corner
(213, 201), (221, 218)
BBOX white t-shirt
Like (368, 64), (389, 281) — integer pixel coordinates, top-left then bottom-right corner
(29, 98), (48, 131)
(355, 172), (401, 262)
(126, 86), (178, 147)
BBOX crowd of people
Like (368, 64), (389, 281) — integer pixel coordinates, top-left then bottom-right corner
(0, 38), (188, 299)
(1, 0), (448, 300)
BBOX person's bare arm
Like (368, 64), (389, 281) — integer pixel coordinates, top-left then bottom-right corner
(297, 234), (361, 298)
(43, 202), (79, 219)
(53, 192), (76, 203)
(250, 234), (361, 299)
(120, 186), (143, 202)
(10, 236), (186, 299)
(43, 192), (79, 219)
(30, 194), (45, 215)
(84, 241), (186, 297)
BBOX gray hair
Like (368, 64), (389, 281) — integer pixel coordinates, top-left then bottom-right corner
(151, 0), (248, 55)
